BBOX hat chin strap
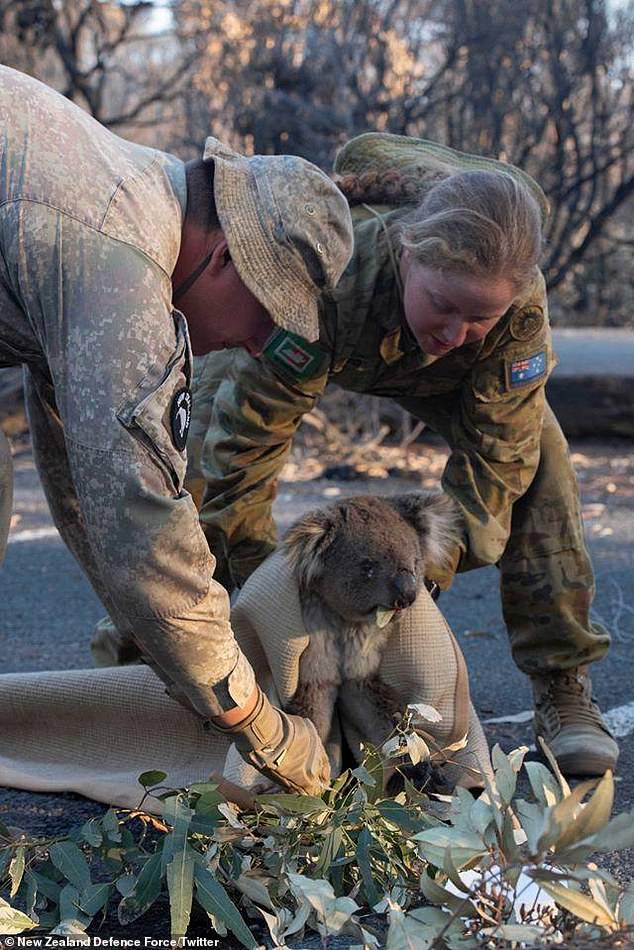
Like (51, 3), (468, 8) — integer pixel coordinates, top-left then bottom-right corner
(172, 250), (213, 304)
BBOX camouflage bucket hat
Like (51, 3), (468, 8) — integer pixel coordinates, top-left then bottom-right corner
(203, 137), (354, 343)
(334, 132), (550, 222)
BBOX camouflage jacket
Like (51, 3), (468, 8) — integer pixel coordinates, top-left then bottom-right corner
(192, 205), (555, 590)
(0, 66), (254, 716)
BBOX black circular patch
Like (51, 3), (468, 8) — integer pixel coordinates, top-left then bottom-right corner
(170, 388), (192, 451)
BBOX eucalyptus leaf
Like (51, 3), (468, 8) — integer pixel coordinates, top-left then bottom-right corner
(49, 842), (91, 892)
(385, 898), (444, 949)
(80, 820), (103, 848)
(9, 846), (25, 898)
(101, 809), (122, 843)
(117, 853), (164, 925)
(492, 744), (518, 804)
(540, 880), (617, 927)
(79, 883), (111, 916)
(194, 865), (258, 949)
(256, 793), (327, 815)
(356, 828), (383, 909)
(524, 761), (562, 807)
(166, 844), (194, 938)
(0, 896), (37, 934)
(414, 827), (487, 870)
(553, 770), (614, 853)
(138, 769), (168, 788)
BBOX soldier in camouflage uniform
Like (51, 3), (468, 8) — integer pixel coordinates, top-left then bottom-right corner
(186, 134), (617, 778)
(0, 66), (356, 795)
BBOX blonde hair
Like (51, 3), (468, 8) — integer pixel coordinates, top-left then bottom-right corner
(337, 167), (543, 296)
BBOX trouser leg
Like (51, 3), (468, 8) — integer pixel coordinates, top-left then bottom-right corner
(0, 428), (13, 563)
(499, 403), (610, 675)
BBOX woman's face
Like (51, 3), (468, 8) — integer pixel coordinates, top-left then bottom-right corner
(400, 252), (517, 357)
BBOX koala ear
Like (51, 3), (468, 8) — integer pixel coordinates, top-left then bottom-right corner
(386, 491), (462, 570)
(283, 508), (339, 593)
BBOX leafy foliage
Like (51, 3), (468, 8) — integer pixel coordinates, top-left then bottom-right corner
(2, 722), (634, 948)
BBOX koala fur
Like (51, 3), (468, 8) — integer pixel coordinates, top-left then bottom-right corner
(282, 491), (461, 755)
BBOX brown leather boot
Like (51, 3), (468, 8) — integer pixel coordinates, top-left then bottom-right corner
(531, 666), (619, 777)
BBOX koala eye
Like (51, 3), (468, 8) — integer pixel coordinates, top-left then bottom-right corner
(360, 559), (377, 580)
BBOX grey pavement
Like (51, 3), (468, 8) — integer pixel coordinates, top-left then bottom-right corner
(1, 438), (633, 942)
(551, 328), (634, 377)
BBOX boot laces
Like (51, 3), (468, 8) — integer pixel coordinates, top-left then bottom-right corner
(537, 670), (607, 733)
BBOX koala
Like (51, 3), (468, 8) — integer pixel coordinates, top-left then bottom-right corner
(282, 490), (461, 770)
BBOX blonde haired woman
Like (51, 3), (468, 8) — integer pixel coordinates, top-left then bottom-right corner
(101, 134), (618, 778)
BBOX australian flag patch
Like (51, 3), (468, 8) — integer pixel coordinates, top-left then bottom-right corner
(507, 351), (547, 389)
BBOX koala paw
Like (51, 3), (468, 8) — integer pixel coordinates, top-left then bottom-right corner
(386, 760), (454, 797)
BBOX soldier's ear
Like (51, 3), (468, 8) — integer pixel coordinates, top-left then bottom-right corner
(386, 491), (462, 569)
(283, 508), (339, 592)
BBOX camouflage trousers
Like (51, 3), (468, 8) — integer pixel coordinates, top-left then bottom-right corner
(0, 428), (11, 563)
(422, 403), (609, 675)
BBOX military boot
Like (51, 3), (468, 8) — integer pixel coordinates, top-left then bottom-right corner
(531, 666), (619, 777)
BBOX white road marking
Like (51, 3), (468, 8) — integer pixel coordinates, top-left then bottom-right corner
(484, 702), (634, 739)
(484, 710), (534, 725)
(8, 526), (60, 543)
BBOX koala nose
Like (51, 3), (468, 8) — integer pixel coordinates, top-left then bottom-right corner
(391, 571), (417, 609)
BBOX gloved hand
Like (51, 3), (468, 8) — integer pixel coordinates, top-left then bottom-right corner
(213, 686), (330, 796)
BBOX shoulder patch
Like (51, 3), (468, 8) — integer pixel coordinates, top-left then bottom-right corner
(170, 387), (192, 451)
(506, 351), (547, 389)
(264, 329), (326, 380)
(509, 306), (544, 342)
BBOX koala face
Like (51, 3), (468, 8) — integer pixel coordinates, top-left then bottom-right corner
(284, 492), (460, 626)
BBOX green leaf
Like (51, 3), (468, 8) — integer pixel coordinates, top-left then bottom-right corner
(386, 898), (447, 949)
(80, 820), (103, 848)
(0, 896), (38, 934)
(492, 744), (518, 804)
(194, 790), (225, 817)
(138, 770), (168, 788)
(117, 853), (164, 925)
(161, 797), (193, 874)
(414, 827), (487, 870)
(420, 871), (473, 914)
(30, 871), (63, 902)
(514, 799), (547, 856)
(79, 883), (111, 916)
(101, 809), (122, 843)
(54, 883), (90, 934)
(553, 770), (614, 853)
(619, 880), (634, 925)
(583, 809), (634, 854)
(314, 826), (343, 879)
(233, 874), (276, 911)
(166, 844), (195, 938)
(537, 737), (571, 797)
(49, 842), (91, 892)
(359, 745), (386, 803)
(9, 846), (25, 897)
(356, 828), (383, 909)
(256, 793), (327, 815)
(376, 800), (430, 834)
(540, 880), (617, 927)
(194, 865), (258, 949)
(524, 761), (562, 807)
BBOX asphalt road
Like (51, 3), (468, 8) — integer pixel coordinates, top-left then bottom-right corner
(1, 437), (633, 941)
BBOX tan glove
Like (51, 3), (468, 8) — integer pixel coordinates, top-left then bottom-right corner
(213, 686), (330, 796)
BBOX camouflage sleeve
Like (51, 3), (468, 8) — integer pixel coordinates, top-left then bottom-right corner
(191, 344), (330, 591)
(15, 205), (255, 718)
(397, 296), (555, 584)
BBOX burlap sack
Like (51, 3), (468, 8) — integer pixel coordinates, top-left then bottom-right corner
(0, 552), (491, 813)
